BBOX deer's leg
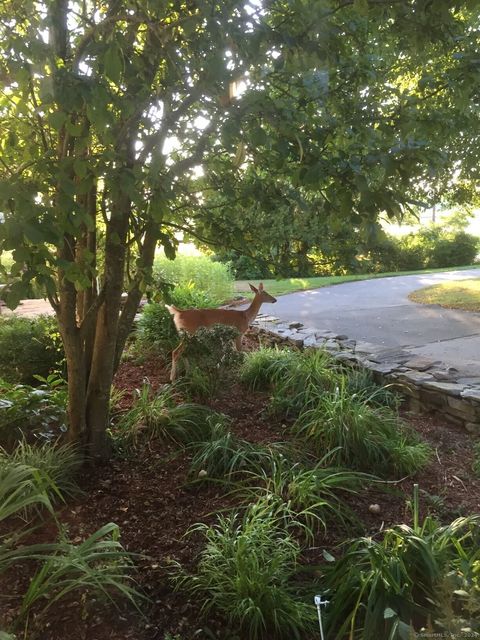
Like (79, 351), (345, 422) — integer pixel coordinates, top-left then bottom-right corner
(235, 334), (243, 351)
(170, 341), (185, 381)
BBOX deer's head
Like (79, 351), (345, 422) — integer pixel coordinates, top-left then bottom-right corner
(249, 282), (277, 303)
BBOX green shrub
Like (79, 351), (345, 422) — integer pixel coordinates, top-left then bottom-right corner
(172, 501), (315, 639)
(269, 349), (341, 417)
(243, 452), (369, 536)
(212, 251), (272, 280)
(0, 379), (67, 446)
(188, 421), (287, 481)
(294, 384), (430, 476)
(136, 302), (178, 349)
(153, 254), (234, 304)
(111, 383), (221, 450)
(0, 315), (64, 384)
(240, 347), (300, 391)
(324, 488), (480, 638)
(429, 230), (479, 268)
(179, 325), (243, 399)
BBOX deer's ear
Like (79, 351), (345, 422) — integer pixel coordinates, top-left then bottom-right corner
(249, 283), (258, 293)
(258, 282), (264, 291)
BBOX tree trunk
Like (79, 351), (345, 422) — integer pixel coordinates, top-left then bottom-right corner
(84, 190), (130, 460)
(63, 337), (87, 447)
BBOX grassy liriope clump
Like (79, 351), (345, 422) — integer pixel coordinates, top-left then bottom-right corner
(294, 383), (430, 476)
(239, 347), (300, 391)
(172, 499), (316, 639)
(324, 489), (480, 638)
(0, 441), (81, 503)
(1, 452), (143, 635)
(188, 421), (287, 481)
(241, 347), (341, 417)
(112, 383), (222, 449)
(241, 452), (370, 536)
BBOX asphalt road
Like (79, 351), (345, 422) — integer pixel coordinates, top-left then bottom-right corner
(267, 269), (480, 375)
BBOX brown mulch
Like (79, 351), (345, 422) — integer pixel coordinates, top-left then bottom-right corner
(2, 336), (480, 640)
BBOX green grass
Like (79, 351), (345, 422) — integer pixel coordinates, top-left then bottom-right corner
(111, 383), (222, 450)
(188, 421), (287, 481)
(294, 383), (430, 477)
(172, 500), (316, 639)
(235, 265), (480, 298)
(409, 278), (480, 312)
(324, 487), (480, 638)
(242, 452), (369, 536)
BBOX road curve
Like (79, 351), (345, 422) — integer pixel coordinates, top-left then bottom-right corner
(264, 268), (480, 375)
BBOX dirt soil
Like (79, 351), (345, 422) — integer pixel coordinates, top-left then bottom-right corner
(2, 332), (480, 640)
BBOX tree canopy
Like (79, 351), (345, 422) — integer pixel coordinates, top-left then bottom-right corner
(0, 0), (479, 458)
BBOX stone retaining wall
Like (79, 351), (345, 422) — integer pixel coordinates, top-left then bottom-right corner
(251, 314), (480, 434)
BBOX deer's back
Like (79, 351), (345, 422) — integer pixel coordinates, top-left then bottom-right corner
(172, 308), (248, 334)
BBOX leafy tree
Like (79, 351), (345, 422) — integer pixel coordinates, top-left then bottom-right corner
(0, 0), (272, 459)
(193, 1), (480, 273)
(0, 0), (479, 460)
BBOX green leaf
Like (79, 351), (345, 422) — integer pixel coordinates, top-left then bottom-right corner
(47, 110), (68, 130)
(65, 120), (84, 137)
(322, 549), (335, 562)
(24, 224), (46, 244)
(354, 0), (369, 15)
(73, 158), (88, 179)
(104, 43), (123, 84)
(383, 607), (397, 619)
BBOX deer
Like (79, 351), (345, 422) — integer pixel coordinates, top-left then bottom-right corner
(165, 282), (277, 381)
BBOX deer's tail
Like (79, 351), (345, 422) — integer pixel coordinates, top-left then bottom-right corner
(165, 304), (180, 315)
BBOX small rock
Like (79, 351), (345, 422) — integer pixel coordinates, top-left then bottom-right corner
(369, 503), (381, 514)
(423, 381), (464, 397)
(288, 321), (303, 329)
(432, 368), (458, 381)
(198, 469), (208, 478)
(403, 356), (440, 371)
(465, 422), (480, 434)
(304, 335), (320, 348)
(461, 388), (480, 402)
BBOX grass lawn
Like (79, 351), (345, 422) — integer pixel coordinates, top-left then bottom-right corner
(409, 278), (480, 312)
(235, 265), (480, 298)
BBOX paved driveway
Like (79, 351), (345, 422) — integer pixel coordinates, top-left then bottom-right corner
(267, 269), (480, 375)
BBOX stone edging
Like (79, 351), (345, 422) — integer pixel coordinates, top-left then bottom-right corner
(251, 314), (480, 434)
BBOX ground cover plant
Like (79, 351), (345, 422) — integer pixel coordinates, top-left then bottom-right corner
(241, 347), (342, 417)
(0, 379), (67, 447)
(323, 486), (480, 638)
(0, 444), (141, 638)
(0, 316), (63, 385)
(171, 500), (317, 640)
(294, 382), (431, 476)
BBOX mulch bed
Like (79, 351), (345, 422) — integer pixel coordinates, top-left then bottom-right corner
(2, 332), (480, 639)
